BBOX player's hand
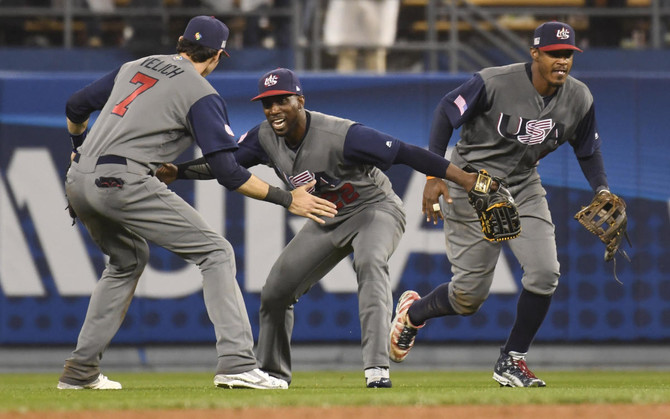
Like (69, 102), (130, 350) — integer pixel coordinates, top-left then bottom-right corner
(422, 178), (451, 225)
(156, 163), (178, 185)
(289, 180), (338, 224)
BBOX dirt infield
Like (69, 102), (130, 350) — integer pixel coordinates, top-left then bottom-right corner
(5, 405), (670, 419)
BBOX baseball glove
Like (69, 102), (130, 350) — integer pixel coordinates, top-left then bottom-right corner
(467, 170), (521, 242)
(574, 190), (631, 263)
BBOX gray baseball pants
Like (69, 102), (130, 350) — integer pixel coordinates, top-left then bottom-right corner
(256, 201), (405, 384)
(59, 155), (257, 385)
(441, 170), (560, 315)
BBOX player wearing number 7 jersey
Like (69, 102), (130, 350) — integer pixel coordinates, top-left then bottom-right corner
(159, 68), (481, 388)
(58, 17), (337, 391)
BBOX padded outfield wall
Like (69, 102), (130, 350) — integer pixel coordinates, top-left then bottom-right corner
(0, 71), (668, 346)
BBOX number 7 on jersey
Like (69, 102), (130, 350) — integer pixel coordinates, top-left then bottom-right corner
(112, 72), (158, 117)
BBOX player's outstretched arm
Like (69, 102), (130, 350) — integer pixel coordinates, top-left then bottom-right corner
(158, 152), (337, 223)
(237, 176), (337, 224)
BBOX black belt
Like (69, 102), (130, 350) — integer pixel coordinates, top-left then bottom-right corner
(74, 153), (127, 165)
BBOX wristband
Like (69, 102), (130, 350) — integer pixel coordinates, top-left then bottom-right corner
(70, 131), (87, 152)
(426, 176), (436, 180)
(176, 163), (187, 180)
(263, 186), (293, 208)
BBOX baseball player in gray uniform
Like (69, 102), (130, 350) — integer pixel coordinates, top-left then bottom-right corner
(390, 22), (613, 387)
(57, 17), (336, 391)
(159, 68), (482, 388)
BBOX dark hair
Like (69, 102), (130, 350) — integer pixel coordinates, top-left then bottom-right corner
(176, 38), (219, 63)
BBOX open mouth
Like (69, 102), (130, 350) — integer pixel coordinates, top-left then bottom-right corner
(271, 118), (286, 130)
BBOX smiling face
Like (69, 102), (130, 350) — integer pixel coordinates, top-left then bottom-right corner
(260, 94), (306, 145)
(530, 48), (574, 96)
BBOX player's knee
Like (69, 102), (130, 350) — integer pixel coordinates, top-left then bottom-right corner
(352, 252), (389, 278)
(449, 286), (488, 315)
(259, 287), (295, 312)
(199, 241), (235, 270)
(521, 263), (560, 296)
(106, 241), (149, 279)
(135, 242), (150, 272)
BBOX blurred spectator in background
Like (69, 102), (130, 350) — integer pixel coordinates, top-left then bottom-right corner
(80, 0), (115, 47)
(196, 0), (291, 49)
(239, 0), (291, 48)
(586, 0), (626, 47)
(119, 0), (168, 56)
(323, 0), (400, 73)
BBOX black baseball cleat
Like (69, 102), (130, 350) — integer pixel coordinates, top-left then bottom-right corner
(492, 350), (546, 388)
(366, 378), (392, 388)
(365, 367), (392, 388)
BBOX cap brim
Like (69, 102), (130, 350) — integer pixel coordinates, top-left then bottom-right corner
(538, 44), (583, 53)
(251, 90), (299, 102)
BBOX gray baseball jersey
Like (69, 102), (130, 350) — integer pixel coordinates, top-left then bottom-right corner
(256, 111), (403, 224)
(450, 63), (594, 185)
(79, 54), (237, 168)
(431, 62), (599, 312)
(238, 111), (406, 383)
(60, 53), (256, 385)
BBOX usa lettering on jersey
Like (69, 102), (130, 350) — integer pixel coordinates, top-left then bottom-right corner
(497, 114), (558, 145)
(287, 170), (342, 194)
(289, 170), (316, 193)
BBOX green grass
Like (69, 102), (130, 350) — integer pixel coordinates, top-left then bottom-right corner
(1, 370), (669, 413)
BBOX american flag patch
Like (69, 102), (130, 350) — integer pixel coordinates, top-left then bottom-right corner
(454, 95), (468, 116)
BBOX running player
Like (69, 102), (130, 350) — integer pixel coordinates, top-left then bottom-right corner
(58, 17), (336, 391)
(390, 21), (612, 388)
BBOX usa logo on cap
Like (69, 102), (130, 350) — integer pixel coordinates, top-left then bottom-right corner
(532, 21), (582, 52)
(251, 68), (304, 102)
(265, 75), (278, 87)
(556, 27), (570, 40)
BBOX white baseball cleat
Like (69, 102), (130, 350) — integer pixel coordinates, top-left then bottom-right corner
(365, 367), (392, 388)
(57, 373), (122, 390)
(214, 368), (288, 390)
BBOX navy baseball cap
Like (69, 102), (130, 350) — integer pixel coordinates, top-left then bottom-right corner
(532, 21), (582, 53)
(251, 68), (303, 101)
(183, 16), (230, 56)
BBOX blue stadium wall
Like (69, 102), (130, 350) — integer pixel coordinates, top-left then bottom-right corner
(0, 70), (668, 346)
